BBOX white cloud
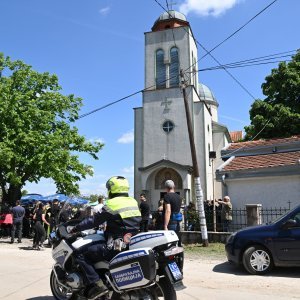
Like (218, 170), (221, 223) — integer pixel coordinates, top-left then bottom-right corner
(99, 6), (110, 16)
(117, 130), (134, 144)
(122, 165), (134, 174)
(179, 0), (240, 17)
(88, 137), (105, 144)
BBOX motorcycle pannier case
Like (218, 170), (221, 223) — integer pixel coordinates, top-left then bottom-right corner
(109, 248), (156, 290)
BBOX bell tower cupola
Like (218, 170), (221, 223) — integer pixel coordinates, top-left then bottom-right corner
(152, 10), (190, 31)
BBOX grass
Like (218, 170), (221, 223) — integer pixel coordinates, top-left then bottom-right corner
(184, 243), (226, 259)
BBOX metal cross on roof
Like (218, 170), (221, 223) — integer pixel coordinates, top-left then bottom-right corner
(167, 1), (177, 10)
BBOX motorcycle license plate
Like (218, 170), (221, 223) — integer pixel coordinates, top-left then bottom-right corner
(168, 262), (182, 281)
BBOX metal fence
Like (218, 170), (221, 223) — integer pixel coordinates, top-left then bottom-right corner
(182, 206), (290, 232)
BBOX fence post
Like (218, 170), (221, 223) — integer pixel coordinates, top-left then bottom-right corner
(246, 204), (262, 226)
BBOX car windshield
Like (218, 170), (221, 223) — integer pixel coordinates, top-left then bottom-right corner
(267, 208), (293, 225)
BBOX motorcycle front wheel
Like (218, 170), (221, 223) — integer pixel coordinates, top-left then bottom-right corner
(50, 270), (74, 300)
(111, 277), (177, 300)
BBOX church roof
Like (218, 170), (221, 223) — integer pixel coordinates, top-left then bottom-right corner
(156, 10), (187, 22)
(219, 151), (300, 172)
(152, 10), (189, 31)
(198, 83), (218, 106)
(225, 135), (300, 151)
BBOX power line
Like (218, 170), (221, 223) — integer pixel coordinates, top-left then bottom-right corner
(78, 2), (284, 120)
(199, 60), (291, 72)
(225, 119), (271, 157)
(195, 51), (296, 72)
(195, 39), (257, 99)
(153, 0), (260, 100)
(77, 48), (295, 120)
(198, 0), (279, 62)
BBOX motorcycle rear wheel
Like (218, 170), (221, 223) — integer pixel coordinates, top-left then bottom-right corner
(50, 270), (74, 300)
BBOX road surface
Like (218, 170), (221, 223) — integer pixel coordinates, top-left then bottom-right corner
(0, 238), (299, 299)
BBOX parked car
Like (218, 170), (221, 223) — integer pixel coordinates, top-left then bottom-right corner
(225, 204), (300, 275)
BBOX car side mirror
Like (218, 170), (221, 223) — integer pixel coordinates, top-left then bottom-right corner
(282, 219), (297, 229)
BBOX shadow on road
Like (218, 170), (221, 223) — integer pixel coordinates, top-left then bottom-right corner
(26, 297), (54, 300)
(213, 261), (300, 278)
(0, 240), (11, 244)
(18, 246), (36, 251)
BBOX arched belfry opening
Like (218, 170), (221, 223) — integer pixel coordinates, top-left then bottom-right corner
(155, 168), (182, 190)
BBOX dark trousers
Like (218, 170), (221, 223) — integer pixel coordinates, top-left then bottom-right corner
(222, 220), (231, 232)
(168, 221), (181, 246)
(140, 219), (149, 232)
(33, 221), (46, 246)
(11, 221), (23, 242)
(76, 243), (116, 286)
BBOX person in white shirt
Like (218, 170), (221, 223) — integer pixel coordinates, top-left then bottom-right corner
(93, 196), (105, 214)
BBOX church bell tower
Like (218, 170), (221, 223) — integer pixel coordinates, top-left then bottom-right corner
(134, 10), (221, 208)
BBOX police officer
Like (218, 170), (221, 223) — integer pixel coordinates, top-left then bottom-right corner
(71, 176), (141, 299)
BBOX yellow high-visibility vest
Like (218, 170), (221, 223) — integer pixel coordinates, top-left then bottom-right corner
(105, 197), (141, 219)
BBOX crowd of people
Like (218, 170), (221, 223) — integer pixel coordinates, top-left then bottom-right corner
(0, 180), (233, 252)
(0, 198), (88, 249)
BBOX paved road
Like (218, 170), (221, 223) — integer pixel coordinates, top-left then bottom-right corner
(0, 238), (300, 300)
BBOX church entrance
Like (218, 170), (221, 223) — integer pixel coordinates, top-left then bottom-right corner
(155, 168), (182, 190)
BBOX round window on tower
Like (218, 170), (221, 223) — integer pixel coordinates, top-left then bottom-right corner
(162, 120), (174, 133)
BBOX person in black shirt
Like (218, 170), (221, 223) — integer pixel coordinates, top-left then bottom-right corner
(32, 203), (50, 249)
(10, 200), (25, 244)
(139, 193), (150, 232)
(163, 180), (182, 233)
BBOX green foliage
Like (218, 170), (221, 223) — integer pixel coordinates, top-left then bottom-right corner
(21, 190), (28, 196)
(79, 194), (106, 203)
(0, 54), (103, 203)
(245, 51), (300, 140)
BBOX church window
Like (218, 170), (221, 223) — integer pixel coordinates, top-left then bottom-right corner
(156, 49), (166, 89)
(162, 120), (174, 133)
(169, 47), (179, 87)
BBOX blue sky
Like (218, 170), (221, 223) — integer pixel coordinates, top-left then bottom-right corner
(0, 0), (299, 196)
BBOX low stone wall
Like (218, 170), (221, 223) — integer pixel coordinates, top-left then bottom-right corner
(179, 231), (231, 244)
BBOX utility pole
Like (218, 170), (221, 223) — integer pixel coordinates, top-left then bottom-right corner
(180, 69), (209, 246)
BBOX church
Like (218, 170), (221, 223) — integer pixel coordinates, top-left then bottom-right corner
(134, 10), (231, 209)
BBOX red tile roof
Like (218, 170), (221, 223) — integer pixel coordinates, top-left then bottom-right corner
(222, 151), (300, 172)
(230, 131), (243, 142)
(226, 136), (300, 151)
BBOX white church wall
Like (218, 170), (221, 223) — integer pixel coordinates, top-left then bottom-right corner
(213, 132), (229, 200)
(203, 105), (214, 201)
(134, 107), (144, 198)
(145, 27), (196, 89)
(225, 175), (300, 210)
(142, 89), (193, 167)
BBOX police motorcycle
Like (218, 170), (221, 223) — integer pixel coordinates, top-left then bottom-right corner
(49, 201), (184, 300)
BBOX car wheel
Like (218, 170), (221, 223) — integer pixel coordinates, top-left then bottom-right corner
(242, 245), (273, 275)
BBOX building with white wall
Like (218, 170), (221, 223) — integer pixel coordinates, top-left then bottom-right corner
(216, 136), (300, 210)
(134, 11), (231, 209)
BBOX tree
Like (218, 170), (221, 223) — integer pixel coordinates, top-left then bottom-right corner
(244, 50), (300, 140)
(81, 194), (106, 203)
(0, 54), (103, 205)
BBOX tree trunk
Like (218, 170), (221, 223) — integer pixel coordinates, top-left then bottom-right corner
(3, 184), (22, 206)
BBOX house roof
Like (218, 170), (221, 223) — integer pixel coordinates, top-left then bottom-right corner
(230, 131), (243, 142)
(225, 136), (300, 151)
(221, 151), (300, 172)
